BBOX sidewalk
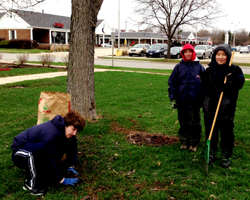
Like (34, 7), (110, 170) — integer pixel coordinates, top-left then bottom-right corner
(0, 68), (116, 85)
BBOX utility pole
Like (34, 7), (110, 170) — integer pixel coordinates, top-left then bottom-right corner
(232, 22), (240, 46)
(118, 0), (120, 50)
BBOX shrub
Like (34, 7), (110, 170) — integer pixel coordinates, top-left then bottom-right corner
(50, 44), (69, 52)
(121, 46), (129, 55)
(16, 54), (29, 66)
(50, 43), (56, 52)
(8, 39), (38, 49)
(0, 40), (9, 47)
(38, 44), (51, 50)
(61, 55), (69, 69)
(38, 54), (55, 67)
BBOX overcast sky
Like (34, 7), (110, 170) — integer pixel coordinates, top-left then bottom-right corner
(35, 0), (249, 33)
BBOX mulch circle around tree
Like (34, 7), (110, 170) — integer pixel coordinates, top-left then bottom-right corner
(112, 122), (179, 147)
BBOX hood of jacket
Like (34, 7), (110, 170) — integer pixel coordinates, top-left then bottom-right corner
(180, 44), (196, 62)
(210, 44), (232, 67)
(51, 115), (65, 134)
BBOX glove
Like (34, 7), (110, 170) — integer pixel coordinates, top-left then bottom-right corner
(170, 100), (177, 109)
(62, 178), (79, 186)
(68, 168), (79, 176)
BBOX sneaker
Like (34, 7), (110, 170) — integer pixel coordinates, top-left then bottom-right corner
(30, 187), (48, 196)
(221, 151), (231, 168)
(189, 146), (197, 152)
(23, 179), (32, 191)
(180, 145), (188, 150)
(209, 149), (216, 164)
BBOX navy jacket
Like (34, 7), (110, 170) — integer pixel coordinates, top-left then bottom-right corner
(11, 115), (77, 182)
(168, 58), (205, 108)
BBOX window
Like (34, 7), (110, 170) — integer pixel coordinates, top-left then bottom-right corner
(9, 30), (16, 40)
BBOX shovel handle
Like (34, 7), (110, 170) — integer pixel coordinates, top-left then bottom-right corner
(207, 51), (235, 140)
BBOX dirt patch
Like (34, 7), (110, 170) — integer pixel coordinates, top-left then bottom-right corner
(111, 122), (179, 146)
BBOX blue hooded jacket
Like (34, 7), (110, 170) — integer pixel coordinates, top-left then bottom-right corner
(11, 115), (77, 182)
(168, 44), (205, 108)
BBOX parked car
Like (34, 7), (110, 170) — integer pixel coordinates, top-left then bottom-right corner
(212, 45), (217, 52)
(247, 45), (250, 52)
(164, 46), (183, 59)
(146, 44), (168, 58)
(127, 44), (150, 57)
(101, 43), (112, 47)
(194, 45), (213, 59)
(239, 46), (249, 53)
(236, 46), (241, 52)
(231, 46), (237, 52)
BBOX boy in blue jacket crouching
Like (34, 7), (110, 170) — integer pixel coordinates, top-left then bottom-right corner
(11, 110), (85, 196)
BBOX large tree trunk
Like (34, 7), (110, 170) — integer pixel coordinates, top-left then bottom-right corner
(67, 0), (103, 119)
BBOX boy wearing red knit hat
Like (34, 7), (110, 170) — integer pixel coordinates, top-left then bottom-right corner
(168, 44), (205, 152)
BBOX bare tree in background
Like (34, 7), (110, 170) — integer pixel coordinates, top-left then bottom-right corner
(197, 29), (210, 37)
(0, 0), (45, 12)
(134, 0), (223, 58)
(1, 0), (104, 119)
(210, 29), (225, 45)
(235, 29), (249, 46)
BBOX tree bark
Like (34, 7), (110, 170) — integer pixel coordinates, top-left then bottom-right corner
(67, 0), (103, 119)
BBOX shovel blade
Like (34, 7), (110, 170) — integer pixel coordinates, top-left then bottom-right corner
(202, 140), (211, 175)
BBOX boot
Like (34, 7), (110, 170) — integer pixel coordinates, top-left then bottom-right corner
(220, 150), (231, 168)
(209, 149), (216, 164)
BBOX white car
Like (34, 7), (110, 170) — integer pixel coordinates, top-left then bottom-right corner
(101, 43), (112, 47)
(194, 45), (213, 59)
(239, 47), (249, 54)
(128, 44), (150, 57)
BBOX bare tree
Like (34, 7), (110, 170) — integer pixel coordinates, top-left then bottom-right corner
(197, 29), (210, 37)
(210, 28), (225, 45)
(66, 0), (103, 119)
(235, 29), (249, 46)
(134, 0), (223, 58)
(0, 0), (45, 12)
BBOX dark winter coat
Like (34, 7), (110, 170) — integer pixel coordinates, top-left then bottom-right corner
(168, 44), (205, 108)
(11, 115), (77, 182)
(201, 44), (245, 119)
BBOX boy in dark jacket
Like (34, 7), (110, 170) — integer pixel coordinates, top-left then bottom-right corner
(11, 110), (85, 195)
(201, 44), (245, 168)
(168, 44), (205, 152)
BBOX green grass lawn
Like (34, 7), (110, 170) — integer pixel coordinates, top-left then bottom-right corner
(0, 48), (51, 54)
(0, 71), (250, 199)
(0, 68), (66, 77)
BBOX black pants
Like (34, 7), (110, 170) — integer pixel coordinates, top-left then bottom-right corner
(12, 143), (52, 189)
(177, 107), (202, 146)
(204, 115), (235, 156)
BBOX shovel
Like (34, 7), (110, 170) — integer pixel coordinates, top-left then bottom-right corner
(203, 51), (235, 174)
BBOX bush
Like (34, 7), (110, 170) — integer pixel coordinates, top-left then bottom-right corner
(61, 55), (69, 69)
(16, 54), (29, 66)
(38, 54), (55, 67)
(0, 40), (9, 48)
(121, 46), (130, 55)
(38, 44), (51, 50)
(50, 44), (69, 52)
(8, 39), (38, 49)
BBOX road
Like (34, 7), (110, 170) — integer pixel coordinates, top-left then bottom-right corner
(1, 51), (250, 74)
